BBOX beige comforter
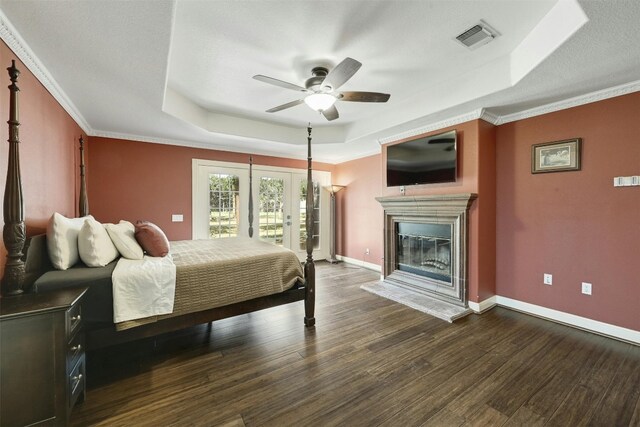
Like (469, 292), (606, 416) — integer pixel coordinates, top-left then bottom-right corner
(117, 237), (304, 330)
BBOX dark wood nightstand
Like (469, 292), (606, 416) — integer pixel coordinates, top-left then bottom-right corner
(0, 287), (87, 426)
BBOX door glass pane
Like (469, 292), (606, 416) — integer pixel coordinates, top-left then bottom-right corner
(209, 173), (240, 238)
(259, 177), (285, 246)
(299, 180), (320, 250)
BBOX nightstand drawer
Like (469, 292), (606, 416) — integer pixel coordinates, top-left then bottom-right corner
(68, 355), (86, 410)
(66, 302), (82, 339)
(67, 331), (85, 372)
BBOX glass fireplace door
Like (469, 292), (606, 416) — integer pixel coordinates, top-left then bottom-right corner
(396, 222), (452, 284)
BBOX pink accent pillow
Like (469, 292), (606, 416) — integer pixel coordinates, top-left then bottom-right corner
(134, 221), (170, 257)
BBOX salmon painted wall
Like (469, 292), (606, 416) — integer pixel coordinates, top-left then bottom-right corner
(476, 120), (497, 302)
(87, 137), (334, 240)
(496, 92), (640, 331)
(334, 119), (497, 304)
(333, 154), (384, 267)
(0, 41), (86, 279)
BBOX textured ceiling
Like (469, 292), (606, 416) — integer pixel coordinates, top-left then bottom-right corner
(168, 0), (553, 125)
(0, 0), (639, 163)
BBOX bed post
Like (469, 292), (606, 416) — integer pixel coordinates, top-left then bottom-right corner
(304, 125), (316, 327)
(248, 156), (254, 238)
(79, 136), (89, 217)
(1, 60), (25, 296)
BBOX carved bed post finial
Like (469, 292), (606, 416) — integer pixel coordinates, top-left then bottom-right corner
(304, 124), (315, 326)
(2, 60), (26, 296)
(248, 155), (254, 238)
(78, 136), (89, 217)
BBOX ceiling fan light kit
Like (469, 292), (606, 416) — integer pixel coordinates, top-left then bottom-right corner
(253, 57), (390, 121)
(304, 93), (337, 112)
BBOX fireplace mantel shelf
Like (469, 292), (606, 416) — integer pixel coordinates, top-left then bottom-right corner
(376, 193), (477, 212)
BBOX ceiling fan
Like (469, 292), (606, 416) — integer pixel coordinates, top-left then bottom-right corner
(253, 57), (390, 121)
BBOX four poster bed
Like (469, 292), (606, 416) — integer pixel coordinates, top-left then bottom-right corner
(1, 60), (316, 350)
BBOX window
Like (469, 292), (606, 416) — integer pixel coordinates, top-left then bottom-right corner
(209, 173), (240, 238)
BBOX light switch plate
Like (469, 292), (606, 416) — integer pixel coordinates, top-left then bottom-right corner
(544, 273), (552, 285)
(171, 214), (184, 222)
(582, 282), (592, 295)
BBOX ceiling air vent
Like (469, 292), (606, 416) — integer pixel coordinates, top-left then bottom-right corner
(455, 21), (498, 49)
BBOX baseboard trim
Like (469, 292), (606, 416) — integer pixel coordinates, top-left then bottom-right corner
(468, 296), (497, 314)
(335, 261), (639, 344)
(495, 296), (640, 345)
(336, 255), (382, 273)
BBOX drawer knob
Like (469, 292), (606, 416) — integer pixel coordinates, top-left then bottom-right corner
(71, 344), (82, 352)
(72, 374), (83, 382)
(71, 315), (81, 322)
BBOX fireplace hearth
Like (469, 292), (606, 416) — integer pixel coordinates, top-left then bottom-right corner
(376, 194), (476, 307)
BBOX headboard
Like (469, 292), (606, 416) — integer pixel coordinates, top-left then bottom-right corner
(22, 234), (53, 289)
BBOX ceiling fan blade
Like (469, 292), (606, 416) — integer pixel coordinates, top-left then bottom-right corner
(339, 91), (390, 102)
(321, 57), (362, 91)
(321, 105), (339, 121)
(253, 75), (308, 92)
(266, 99), (305, 113)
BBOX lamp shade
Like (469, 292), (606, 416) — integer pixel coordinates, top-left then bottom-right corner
(325, 184), (345, 194)
(304, 93), (337, 112)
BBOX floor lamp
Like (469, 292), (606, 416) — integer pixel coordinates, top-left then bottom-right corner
(326, 184), (345, 263)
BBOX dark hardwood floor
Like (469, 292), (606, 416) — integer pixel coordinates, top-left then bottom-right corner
(72, 262), (640, 426)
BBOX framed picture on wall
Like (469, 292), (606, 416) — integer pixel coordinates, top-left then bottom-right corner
(531, 138), (582, 174)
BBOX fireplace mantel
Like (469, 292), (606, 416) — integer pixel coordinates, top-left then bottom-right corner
(375, 193), (477, 213)
(376, 193), (477, 307)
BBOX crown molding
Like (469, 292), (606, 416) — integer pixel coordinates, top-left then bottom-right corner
(376, 108), (500, 145)
(363, 78), (640, 147)
(378, 109), (486, 145)
(0, 9), (93, 134)
(330, 146), (382, 164)
(91, 129), (317, 162)
(479, 109), (500, 125)
(93, 129), (386, 165)
(496, 79), (640, 125)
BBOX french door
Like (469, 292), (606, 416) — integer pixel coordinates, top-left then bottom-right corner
(254, 170), (292, 248)
(192, 159), (329, 260)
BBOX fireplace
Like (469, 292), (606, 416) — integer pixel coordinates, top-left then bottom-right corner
(376, 194), (476, 307)
(397, 222), (452, 283)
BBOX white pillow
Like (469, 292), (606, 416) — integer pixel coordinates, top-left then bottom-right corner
(105, 220), (144, 260)
(78, 217), (119, 267)
(46, 212), (94, 270)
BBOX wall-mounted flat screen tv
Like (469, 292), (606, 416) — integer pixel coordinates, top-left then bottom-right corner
(386, 130), (457, 186)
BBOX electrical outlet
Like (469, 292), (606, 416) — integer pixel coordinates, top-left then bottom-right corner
(582, 282), (592, 295)
(543, 273), (552, 285)
(365, 248), (370, 255)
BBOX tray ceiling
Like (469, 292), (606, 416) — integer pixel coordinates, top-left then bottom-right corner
(0, 0), (638, 163)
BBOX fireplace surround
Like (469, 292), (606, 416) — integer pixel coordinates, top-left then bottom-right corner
(376, 194), (477, 307)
